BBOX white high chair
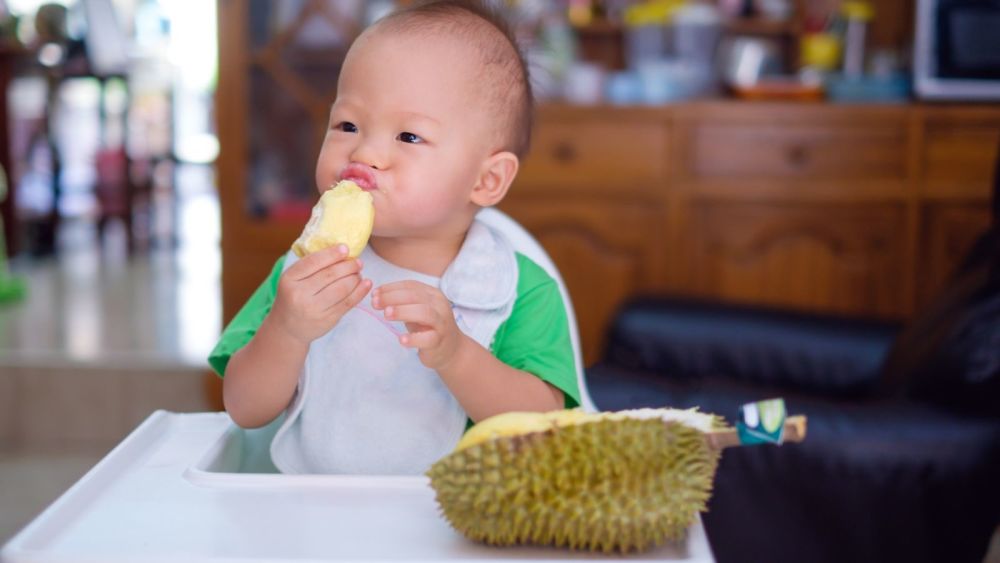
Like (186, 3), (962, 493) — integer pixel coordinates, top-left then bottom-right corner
(1, 210), (716, 562)
(476, 207), (597, 413)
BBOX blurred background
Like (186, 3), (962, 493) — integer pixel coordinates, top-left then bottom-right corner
(0, 0), (221, 545)
(0, 0), (998, 561)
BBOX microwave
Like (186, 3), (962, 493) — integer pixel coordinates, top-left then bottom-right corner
(914, 0), (1000, 101)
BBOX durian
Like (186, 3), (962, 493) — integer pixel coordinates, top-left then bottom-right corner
(427, 408), (805, 554)
(292, 180), (374, 258)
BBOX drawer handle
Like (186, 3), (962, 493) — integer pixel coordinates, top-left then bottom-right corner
(786, 145), (809, 167)
(552, 142), (577, 163)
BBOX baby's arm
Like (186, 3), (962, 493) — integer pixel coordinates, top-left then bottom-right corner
(372, 281), (563, 422)
(224, 245), (371, 428)
(436, 337), (565, 422)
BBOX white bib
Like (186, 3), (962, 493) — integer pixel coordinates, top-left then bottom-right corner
(270, 221), (518, 475)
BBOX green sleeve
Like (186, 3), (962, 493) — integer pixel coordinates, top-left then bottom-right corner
(207, 256), (286, 377)
(491, 254), (581, 409)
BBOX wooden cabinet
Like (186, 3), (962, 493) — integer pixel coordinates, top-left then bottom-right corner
(916, 107), (1000, 305)
(919, 204), (993, 305)
(502, 103), (998, 364)
(921, 109), (1000, 200)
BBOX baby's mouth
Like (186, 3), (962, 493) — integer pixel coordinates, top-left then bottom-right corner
(339, 164), (378, 192)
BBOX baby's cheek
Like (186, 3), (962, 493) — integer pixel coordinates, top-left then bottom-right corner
(404, 193), (456, 223)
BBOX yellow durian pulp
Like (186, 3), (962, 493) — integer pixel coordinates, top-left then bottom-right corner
(292, 180), (374, 259)
(428, 408), (727, 554)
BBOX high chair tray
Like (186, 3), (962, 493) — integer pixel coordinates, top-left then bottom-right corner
(1, 411), (715, 562)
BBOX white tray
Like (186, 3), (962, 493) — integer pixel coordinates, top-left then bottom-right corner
(1, 411), (715, 562)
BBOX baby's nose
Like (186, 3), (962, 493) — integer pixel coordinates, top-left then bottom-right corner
(350, 140), (386, 170)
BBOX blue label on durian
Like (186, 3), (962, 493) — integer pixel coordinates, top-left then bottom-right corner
(736, 398), (787, 445)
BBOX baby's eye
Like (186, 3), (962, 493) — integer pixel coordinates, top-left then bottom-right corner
(335, 121), (358, 133)
(397, 132), (424, 144)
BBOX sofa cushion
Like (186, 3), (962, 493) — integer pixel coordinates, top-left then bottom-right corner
(604, 297), (898, 398)
(585, 363), (1000, 563)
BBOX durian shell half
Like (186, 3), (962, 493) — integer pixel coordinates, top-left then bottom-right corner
(427, 414), (723, 554)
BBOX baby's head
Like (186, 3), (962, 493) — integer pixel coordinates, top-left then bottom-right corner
(316, 0), (532, 240)
(375, 0), (534, 159)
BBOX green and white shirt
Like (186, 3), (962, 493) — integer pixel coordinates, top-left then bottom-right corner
(209, 221), (579, 474)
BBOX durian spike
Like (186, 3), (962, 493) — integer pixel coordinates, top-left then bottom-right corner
(704, 415), (807, 450)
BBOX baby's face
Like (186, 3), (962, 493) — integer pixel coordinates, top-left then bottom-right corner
(316, 28), (498, 239)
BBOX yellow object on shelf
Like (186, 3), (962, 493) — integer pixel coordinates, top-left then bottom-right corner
(624, 0), (685, 26)
(567, 0), (593, 27)
(801, 32), (842, 71)
(841, 1), (875, 21)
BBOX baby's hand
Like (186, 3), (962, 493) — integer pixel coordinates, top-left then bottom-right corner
(270, 244), (371, 345)
(372, 281), (468, 371)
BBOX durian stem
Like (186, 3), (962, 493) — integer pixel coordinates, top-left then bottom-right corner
(705, 415), (807, 450)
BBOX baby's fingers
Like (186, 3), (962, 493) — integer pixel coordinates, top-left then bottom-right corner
(384, 303), (437, 327)
(307, 258), (363, 295)
(287, 244), (350, 280)
(399, 329), (440, 349)
(372, 286), (427, 309)
(321, 276), (371, 314)
(343, 277), (373, 309)
(312, 273), (357, 307)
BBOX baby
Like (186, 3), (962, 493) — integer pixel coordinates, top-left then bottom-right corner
(208, 0), (580, 475)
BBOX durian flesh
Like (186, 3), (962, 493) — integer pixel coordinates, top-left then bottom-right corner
(292, 180), (374, 259)
(427, 409), (726, 553)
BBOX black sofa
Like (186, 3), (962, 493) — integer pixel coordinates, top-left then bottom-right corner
(585, 152), (1000, 563)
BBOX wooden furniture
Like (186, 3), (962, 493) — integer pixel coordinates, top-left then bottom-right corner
(505, 103), (998, 365)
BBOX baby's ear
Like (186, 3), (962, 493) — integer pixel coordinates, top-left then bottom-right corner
(471, 151), (519, 207)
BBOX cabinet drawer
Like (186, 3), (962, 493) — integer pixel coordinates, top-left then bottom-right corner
(517, 120), (666, 194)
(922, 124), (1000, 199)
(688, 123), (907, 182)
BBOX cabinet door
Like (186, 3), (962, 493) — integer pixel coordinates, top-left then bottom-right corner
(688, 202), (909, 318)
(919, 204), (993, 306)
(499, 199), (666, 367)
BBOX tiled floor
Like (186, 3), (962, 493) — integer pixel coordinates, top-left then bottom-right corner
(0, 216), (223, 544)
(1, 218), (221, 369)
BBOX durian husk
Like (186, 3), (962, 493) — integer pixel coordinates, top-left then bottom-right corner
(426, 409), (727, 554)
